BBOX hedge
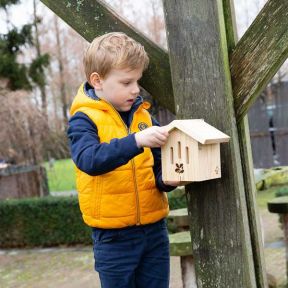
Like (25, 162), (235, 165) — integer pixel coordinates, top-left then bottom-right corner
(0, 196), (91, 248)
(167, 187), (186, 210)
(0, 188), (186, 248)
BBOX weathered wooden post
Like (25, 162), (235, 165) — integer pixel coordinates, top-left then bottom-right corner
(268, 196), (288, 284)
(227, 1), (288, 286)
(163, 1), (258, 286)
(40, 0), (288, 286)
(163, 0), (288, 286)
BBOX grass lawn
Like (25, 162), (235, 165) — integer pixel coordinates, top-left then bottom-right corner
(45, 159), (76, 192)
(257, 186), (288, 209)
(44, 158), (288, 205)
(256, 187), (279, 208)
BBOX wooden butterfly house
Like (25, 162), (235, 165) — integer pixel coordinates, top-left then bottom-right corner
(161, 120), (230, 184)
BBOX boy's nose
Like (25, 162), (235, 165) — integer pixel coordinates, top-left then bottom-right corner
(132, 84), (140, 95)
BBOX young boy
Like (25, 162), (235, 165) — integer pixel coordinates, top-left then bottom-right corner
(67, 32), (179, 288)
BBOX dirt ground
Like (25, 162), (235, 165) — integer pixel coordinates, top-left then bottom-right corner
(0, 247), (182, 288)
(0, 208), (285, 288)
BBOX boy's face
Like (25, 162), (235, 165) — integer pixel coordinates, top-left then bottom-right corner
(94, 68), (142, 112)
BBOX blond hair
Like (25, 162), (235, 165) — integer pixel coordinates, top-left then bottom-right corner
(83, 32), (149, 82)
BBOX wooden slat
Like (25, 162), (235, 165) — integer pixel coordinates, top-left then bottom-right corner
(268, 196), (288, 214)
(168, 208), (189, 229)
(0, 164), (40, 176)
(230, 0), (288, 122)
(40, 0), (175, 113)
(248, 97), (274, 168)
(223, 1), (269, 287)
(169, 231), (193, 257)
(163, 0), (256, 286)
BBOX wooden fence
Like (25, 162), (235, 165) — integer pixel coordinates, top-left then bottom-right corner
(0, 165), (49, 200)
(249, 82), (288, 168)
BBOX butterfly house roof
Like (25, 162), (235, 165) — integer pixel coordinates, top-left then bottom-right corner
(167, 119), (230, 144)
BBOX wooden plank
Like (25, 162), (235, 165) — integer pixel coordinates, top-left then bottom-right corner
(250, 134), (274, 168)
(230, 0), (288, 122)
(168, 208), (189, 229)
(275, 134), (288, 165)
(0, 165), (40, 176)
(248, 97), (274, 168)
(223, 1), (269, 287)
(40, 0), (175, 113)
(268, 196), (288, 214)
(163, 0), (256, 286)
(274, 83), (288, 165)
(237, 118), (269, 288)
(169, 231), (193, 257)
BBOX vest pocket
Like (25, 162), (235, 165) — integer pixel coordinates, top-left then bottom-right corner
(92, 177), (103, 219)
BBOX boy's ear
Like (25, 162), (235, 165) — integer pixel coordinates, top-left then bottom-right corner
(90, 72), (103, 90)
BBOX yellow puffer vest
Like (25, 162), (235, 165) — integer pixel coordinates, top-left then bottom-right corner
(70, 83), (169, 228)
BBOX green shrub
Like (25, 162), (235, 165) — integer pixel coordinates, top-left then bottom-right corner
(0, 187), (188, 248)
(275, 186), (288, 198)
(0, 196), (91, 248)
(167, 187), (187, 210)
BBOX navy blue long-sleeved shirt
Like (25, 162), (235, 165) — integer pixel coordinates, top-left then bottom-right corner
(67, 83), (175, 192)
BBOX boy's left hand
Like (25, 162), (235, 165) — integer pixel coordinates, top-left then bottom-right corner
(163, 180), (181, 187)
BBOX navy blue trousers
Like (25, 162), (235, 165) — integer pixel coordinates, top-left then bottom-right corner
(92, 219), (170, 288)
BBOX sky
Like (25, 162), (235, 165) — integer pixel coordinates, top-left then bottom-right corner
(3, 0), (284, 80)
(0, 0), (34, 33)
(0, 0), (267, 37)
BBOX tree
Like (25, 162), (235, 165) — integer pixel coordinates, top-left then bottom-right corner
(53, 15), (68, 126)
(29, 0), (50, 117)
(0, 0), (53, 165)
(0, 22), (33, 90)
(0, 0), (50, 93)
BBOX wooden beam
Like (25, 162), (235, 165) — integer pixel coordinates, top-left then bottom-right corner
(163, 0), (256, 286)
(223, 1), (268, 287)
(40, 0), (175, 113)
(230, 0), (288, 122)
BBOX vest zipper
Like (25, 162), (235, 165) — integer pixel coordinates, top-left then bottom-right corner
(128, 128), (141, 226)
(103, 100), (141, 225)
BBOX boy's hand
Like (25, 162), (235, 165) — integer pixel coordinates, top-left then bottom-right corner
(135, 126), (169, 148)
(163, 180), (181, 187)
